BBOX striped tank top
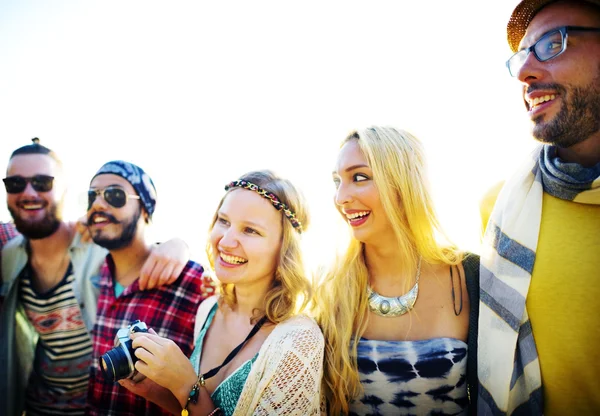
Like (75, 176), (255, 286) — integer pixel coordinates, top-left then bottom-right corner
(19, 263), (93, 416)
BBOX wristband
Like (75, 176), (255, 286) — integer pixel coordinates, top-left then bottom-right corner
(181, 374), (205, 416)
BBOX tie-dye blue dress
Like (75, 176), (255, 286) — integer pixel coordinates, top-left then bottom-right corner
(349, 337), (469, 416)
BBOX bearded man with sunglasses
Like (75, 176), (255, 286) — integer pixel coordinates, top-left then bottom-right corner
(478, 0), (600, 415)
(85, 160), (214, 416)
(0, 140), (204, 416)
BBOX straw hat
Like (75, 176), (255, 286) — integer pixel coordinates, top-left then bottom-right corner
(507, 0), (600, 52)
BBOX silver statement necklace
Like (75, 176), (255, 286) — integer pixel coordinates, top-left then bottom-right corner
(366, 255), (422, 317)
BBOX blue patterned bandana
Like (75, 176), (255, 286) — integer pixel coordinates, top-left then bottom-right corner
(91, 160), (157, 217)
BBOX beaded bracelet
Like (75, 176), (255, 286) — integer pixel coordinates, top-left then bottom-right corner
(181, 374), (205, 416)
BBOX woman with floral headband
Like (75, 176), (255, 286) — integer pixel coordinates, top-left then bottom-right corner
(120, 170), (324, 416)
(315, 126), (479, 415)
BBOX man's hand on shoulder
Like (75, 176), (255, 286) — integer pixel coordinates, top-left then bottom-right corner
(139, 238), (190, 290)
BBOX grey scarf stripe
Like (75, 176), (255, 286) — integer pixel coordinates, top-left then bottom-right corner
(489, 224), (536, 273)
(540, 146), (600, 201)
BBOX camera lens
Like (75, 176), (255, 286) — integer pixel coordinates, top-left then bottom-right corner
(99, 339), (137, 382)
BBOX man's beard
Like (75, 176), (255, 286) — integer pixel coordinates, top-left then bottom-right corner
(9, 200), (62, 240)
(531, 69), (600, 148)
(90, 207), (141, 250)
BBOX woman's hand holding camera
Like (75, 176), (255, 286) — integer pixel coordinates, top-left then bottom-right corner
(129, 329), (198, 409)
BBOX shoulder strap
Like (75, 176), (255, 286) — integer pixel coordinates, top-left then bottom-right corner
(193, 296), (219, 342)
(462, 252), (480, 415)
(202, 315), (266, 381)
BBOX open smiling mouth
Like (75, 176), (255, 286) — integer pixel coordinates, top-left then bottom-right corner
(345, 211), (370, 224)
(18, 200), (46, 211)
(88, 212), (119, 225)
(220, 253), (248, 265)
(528, 94), (556, 110)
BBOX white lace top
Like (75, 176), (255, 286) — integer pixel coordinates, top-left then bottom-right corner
(193, 296), (325, 415)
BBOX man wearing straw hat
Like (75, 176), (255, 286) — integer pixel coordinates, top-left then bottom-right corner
(478, 0), (600, 415)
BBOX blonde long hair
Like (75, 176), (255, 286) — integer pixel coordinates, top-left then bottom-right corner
(315, 126), (462, 414)
(206, 170), (312, 324)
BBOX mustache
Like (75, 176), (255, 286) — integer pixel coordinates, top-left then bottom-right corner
(88, 211), (120, 225)
(526, 82), (565, 95)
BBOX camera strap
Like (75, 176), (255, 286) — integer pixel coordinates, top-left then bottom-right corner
(202, 316), (268, 380)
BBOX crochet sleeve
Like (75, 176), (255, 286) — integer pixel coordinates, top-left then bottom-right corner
(237, 317), (325, 416)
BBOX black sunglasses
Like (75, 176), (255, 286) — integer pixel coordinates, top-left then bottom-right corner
(88, 186), (140, 210)
(3, 175), (55, 194)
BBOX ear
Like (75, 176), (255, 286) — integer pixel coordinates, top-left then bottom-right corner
(144, 211), (150, 224)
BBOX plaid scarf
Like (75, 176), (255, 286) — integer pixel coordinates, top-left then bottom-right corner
(477, 145), (600, 415)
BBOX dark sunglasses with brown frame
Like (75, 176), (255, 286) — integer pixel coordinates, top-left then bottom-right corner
(3, 175), (55, 194)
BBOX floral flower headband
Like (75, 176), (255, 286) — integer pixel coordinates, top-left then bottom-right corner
(224, 180), (303, 233)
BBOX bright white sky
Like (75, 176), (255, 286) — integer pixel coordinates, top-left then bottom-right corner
(0, 0), (538, 268)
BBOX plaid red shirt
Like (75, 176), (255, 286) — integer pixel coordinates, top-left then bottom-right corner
(87, 257), (215, 415)
(0, 221), (18, 249)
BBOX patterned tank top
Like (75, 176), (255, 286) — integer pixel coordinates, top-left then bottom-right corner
(19, 263), (93, 416)
(190, 302), (258, 416)
(350, 337), (468, 416)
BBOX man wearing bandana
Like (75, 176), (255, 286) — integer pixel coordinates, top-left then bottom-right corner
(0, 140), (198, 416)
(85, 160), (214, 415)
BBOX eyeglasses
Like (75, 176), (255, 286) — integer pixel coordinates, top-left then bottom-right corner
(3, 175), (55, 194)
(88, 186), (140, 210)
(506, 26), (600, 77)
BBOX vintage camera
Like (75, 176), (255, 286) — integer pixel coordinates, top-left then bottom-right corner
(99, 320), (149, 382)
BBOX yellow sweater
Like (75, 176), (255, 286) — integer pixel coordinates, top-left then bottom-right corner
(480, 188), (600, 414)
(528, 192), (600, 415)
